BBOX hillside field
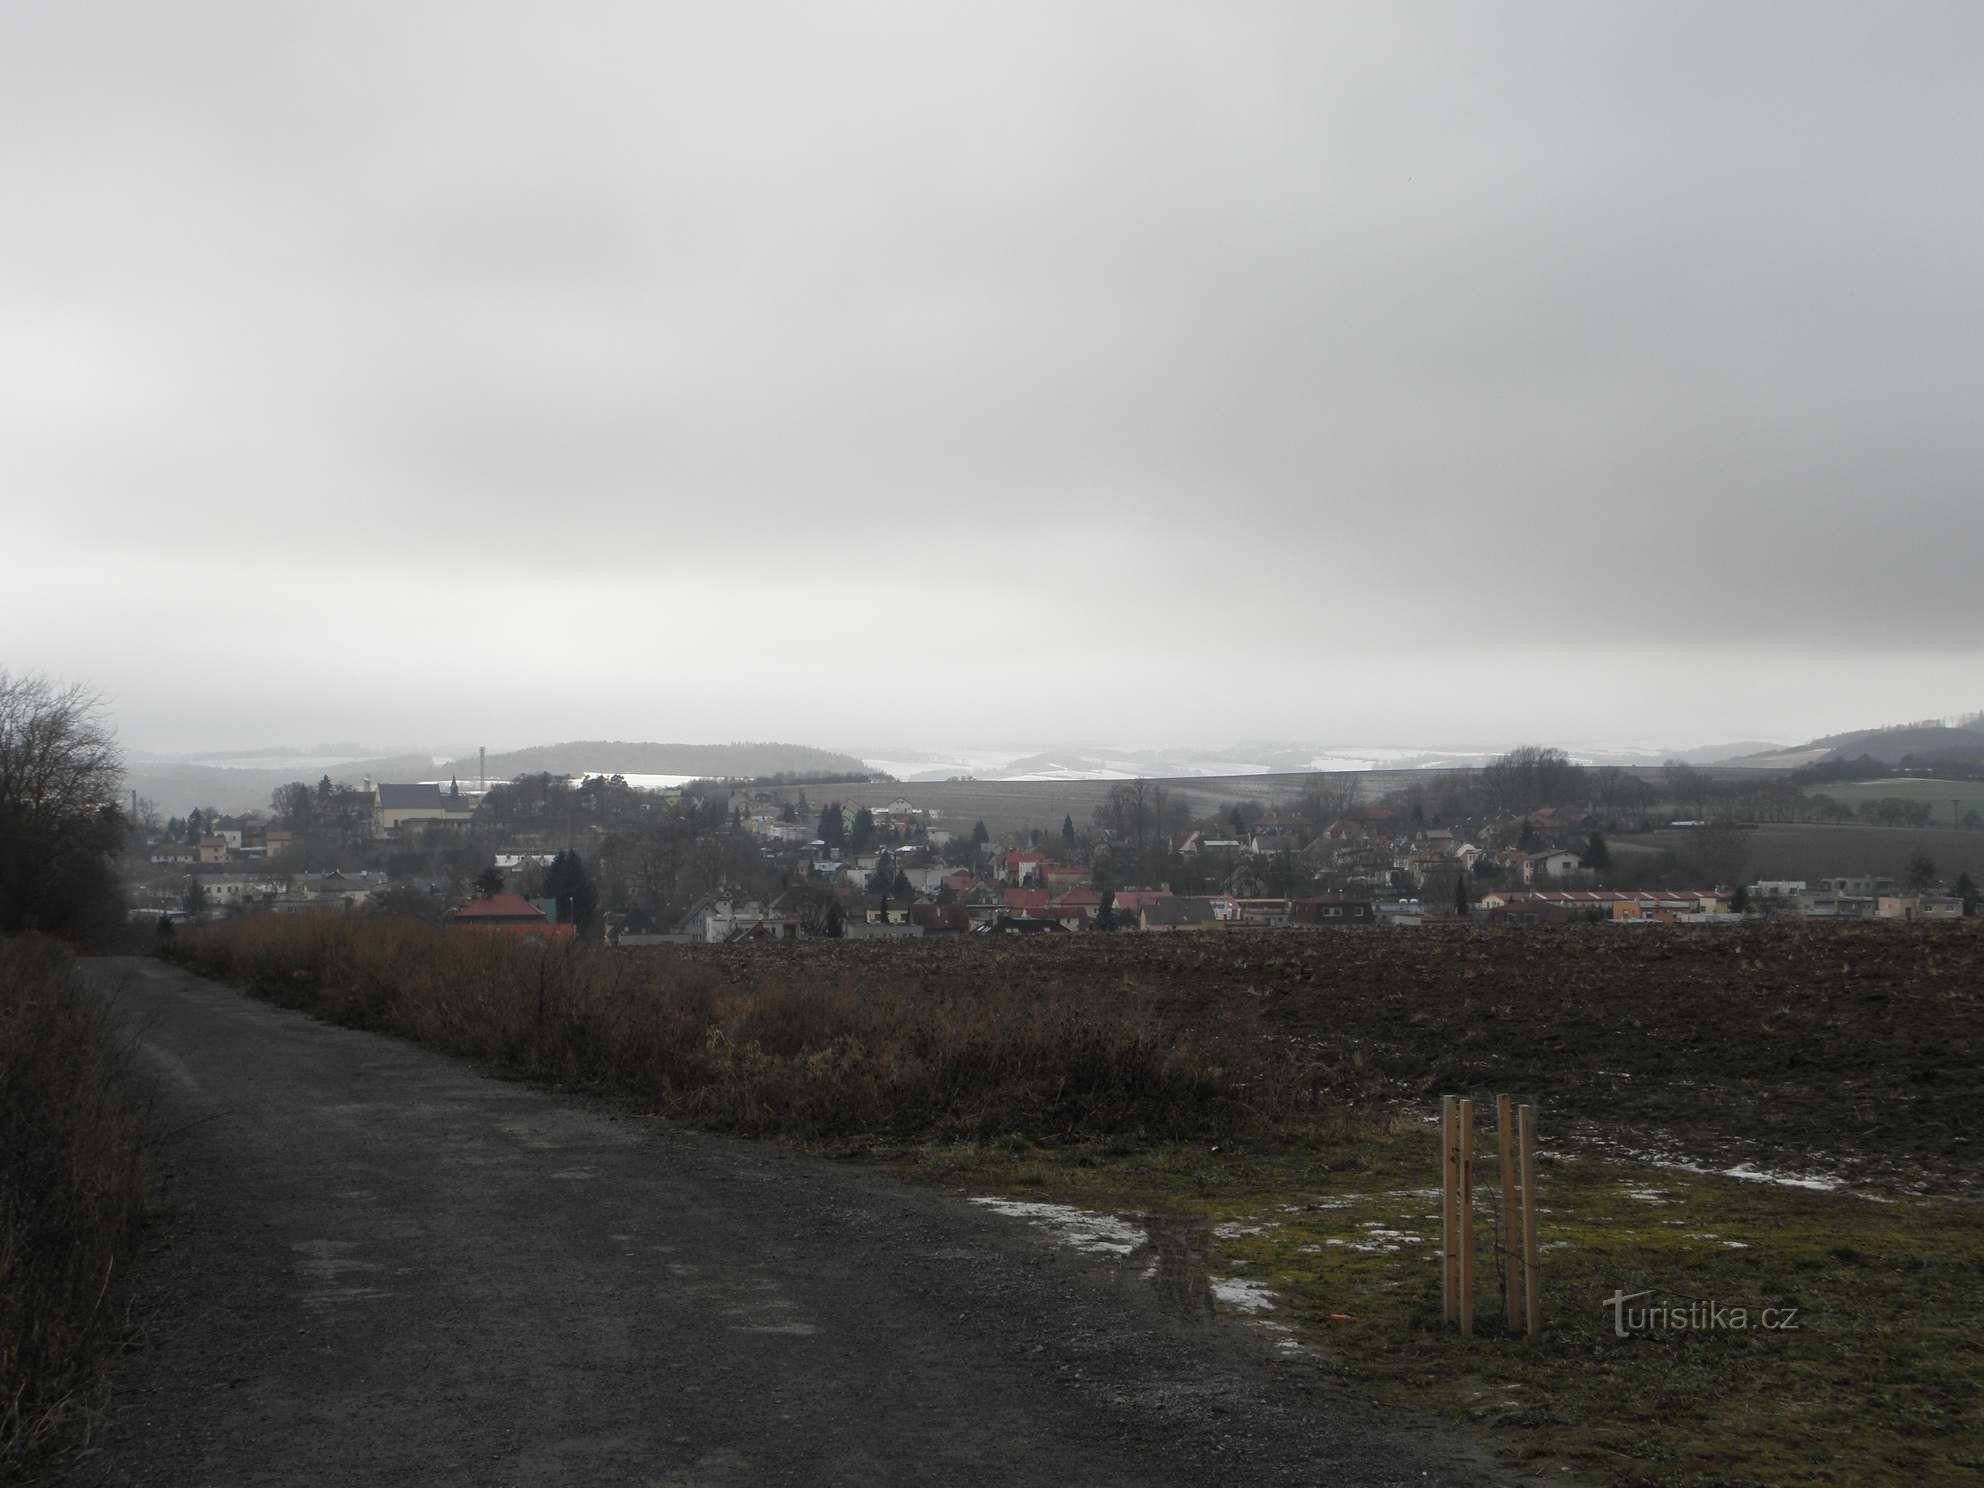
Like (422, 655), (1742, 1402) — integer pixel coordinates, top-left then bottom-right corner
(1812, 775), (1984, 820)
(813, 765), (1789, 840)
(1613, 821), (1984, 883)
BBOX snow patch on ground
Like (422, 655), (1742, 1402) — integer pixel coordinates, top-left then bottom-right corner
(1210, 1278), (1277, 1313)
(968, 1198), (1147, 1256)
(1213, 1220), (1276, 1239)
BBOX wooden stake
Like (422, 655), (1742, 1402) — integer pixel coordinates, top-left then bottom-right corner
(1439, 1095), (1456, 1326)
(1457, 1097), (1474, 1336)
(1518, 1102), (1541, 1340)
(1497, 1093), (1520, 1333)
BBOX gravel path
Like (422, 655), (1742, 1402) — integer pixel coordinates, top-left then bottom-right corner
(66, 957), (1502, 1487)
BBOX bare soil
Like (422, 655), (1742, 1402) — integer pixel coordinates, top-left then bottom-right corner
(637, 921), (1983, 1191)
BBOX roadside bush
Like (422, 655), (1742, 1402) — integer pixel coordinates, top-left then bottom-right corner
(164, 914), (1315, 1142)
(0, 937), (148, 1478)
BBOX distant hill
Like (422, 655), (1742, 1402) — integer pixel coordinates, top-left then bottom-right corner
(1729, 718), (1984, 770)
(451, 741), (872, 782)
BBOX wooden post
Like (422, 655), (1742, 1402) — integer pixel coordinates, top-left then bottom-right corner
(1457, 1097), (1474, 1336)
(1497, 1094), (1520, 1333)
(1518, 1102), (1541, 1340)
(1439, 1095), (1456, 1326)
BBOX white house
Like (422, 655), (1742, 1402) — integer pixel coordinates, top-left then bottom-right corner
(1522, 849), (1583, 884)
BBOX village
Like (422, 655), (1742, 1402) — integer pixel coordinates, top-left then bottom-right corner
(125, 766), (1977, 942)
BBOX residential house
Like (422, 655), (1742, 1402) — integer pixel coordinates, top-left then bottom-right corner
(1747, 880), (1807, 902)
(1002, 850), (1046, 885)
(373, 781), (476, 838)
(450, 893), (575, 941)
(149, 841), (198, 866)
(1140, 897), (1222, 932)
(1289, 896), (1375, 927)
(1214, 897), (1291, 927)
(1812, 875), (1895, 898)
(1878, 895), (1965, 921)
(1801, 893), (1876, 920)
(196, 837), (230, 865)
(1522, 849), (1583, 884)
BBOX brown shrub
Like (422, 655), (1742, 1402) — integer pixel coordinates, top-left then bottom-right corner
(0, 937), (148, 1478)
(164, 916), (1312, 1142)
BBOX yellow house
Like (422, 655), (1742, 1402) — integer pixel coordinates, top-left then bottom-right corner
(371, 781), (476, 838)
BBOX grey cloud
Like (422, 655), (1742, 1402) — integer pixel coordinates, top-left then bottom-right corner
(3, 1), (1980, 751)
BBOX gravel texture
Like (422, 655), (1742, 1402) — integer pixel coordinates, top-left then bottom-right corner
(64, 957), (1507, 1487)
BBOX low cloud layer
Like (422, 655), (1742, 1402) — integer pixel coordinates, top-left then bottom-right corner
(5, 2), (1979, 751)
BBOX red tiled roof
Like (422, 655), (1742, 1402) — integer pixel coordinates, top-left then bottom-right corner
(452, 893), (547, 921)
(1002, 888), (1049, 912)
(1050, 887), (1103, 907)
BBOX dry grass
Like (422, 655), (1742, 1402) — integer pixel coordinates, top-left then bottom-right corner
(163, 915), (1322, 1142)
(0, 937), (148, 1480)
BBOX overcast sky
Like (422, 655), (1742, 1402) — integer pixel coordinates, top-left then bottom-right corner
(4, 1), (1980, 756)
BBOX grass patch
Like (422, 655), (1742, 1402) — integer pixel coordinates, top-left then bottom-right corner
(904, 1132), (1984, 1488)
(0, 937), (149, 1480)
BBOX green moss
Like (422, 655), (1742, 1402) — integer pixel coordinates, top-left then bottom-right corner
(894, 1131), (1984, 1488)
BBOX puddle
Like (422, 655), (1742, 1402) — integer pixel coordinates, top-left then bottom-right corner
(969, 1198), (1147, 1256)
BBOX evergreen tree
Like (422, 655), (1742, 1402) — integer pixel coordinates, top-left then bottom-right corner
(971, 820), (989, 847)
(893, 868), (912, 898)
(182, 879), (209, 915)
(1094, 889), (1117, 931)
(1954, 870), (1979, 915)
(850, 807), (877, 854)
(1581, 831), (1611, 869)
(1061, 814), (1077, 855)
(824, 899), (845, 938)
(475, 865), (505, 898)
(1453, 873), (1469, 916)
(543, 850), (598, 935)
(817, 801), (845, 851)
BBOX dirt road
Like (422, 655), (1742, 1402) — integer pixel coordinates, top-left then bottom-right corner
(67, 958), (1493, 1487)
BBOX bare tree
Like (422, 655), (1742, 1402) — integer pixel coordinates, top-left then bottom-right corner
(0, 670), (126, 937)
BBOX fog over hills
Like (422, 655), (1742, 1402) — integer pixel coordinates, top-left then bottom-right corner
(127, 732), (1802, 816)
